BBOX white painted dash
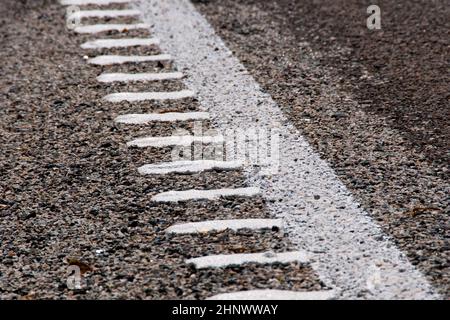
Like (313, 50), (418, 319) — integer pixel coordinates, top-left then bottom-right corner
(74, 23), (150, 34)
(104, 90), (194, 102)
(87, 54), (171, 65)
(151, 187), (260, 202)
(114, 112), (209, 124)
(60, 0), (133, 5)
(166, 218), (283, 234)
(138, 160), (242, 175)
(81, 38), (160, 49)
(207, 290), (336, 301)
(186, 251), (309, 269)
(97, 72), (183, 83)
(127, 135), (223, 148)
(69, 9), (140, 19)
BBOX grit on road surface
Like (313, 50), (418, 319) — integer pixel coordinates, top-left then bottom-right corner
(0, 0), (448, 299)
(140, 0), (439, 299)
(0, 0), (325, 299)
(191, 0), (449, 297)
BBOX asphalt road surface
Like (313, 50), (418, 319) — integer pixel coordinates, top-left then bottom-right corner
(0, 0), (448, 300)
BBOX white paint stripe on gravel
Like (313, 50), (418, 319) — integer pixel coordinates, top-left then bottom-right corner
(69, 9), (140, 19)
(138, 160), (242, 175)
(152, 187), (260, 203)
(166, 218), (282, 234)
(186, 251), (309, 269)
(115, 112), (209, 124)
(97, 72), (183, 82)
(74, 23), (150, 34)
(81, 38), (159, 49)
(127, 135), (223, 148)
(60, 0), (133, 5)
(104, 90), (194, 102)
(87, 54), (171, 65)
(207, 289), (336, 300)
(139, 0), (439, 299)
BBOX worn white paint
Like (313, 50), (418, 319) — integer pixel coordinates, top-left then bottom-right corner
(74, 23), (149, 34)
(127, 135), (223, 148)
(87, 54), (171, 65)
(152, 187), (260, 202)
(115, 112), (209, 124)
(81, 38), (160, 49)
(97, 72), (183, 82)
(166, 218), (282, 234)
(104, 90), (194, 102)
(186, 251), (309, 269)
(207, 289), (336, 300)
(138, 160), (242, 175)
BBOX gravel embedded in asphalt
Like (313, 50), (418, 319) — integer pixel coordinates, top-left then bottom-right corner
(0, 0), (327, 299)
(192, 0), (449, 297)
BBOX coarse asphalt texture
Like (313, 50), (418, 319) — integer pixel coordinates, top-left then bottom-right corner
(191, 0), (449, 297)
(0, 0), (325, 299)
(0, 0), (449, 299)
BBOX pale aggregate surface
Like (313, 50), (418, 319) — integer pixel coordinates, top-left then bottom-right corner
(207, 289), (336, 300)
(166, 218), (282, 234)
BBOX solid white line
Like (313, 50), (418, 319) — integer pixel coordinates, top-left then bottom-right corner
(97, 72), (183, 82)
(69, 9), (140, 19)
(127, 135), (223, 148)
(138, 160), (242, 175)
(207, 290), (336, 300)
(74, 23), (150, 34)
(114, 112), (209, 124)
(87, 54), (171, 65)
(186, 251), (309, 269)
(166, 218), (282, 234)
(60, 0), (133, 5)
(104, 90), (194, 102)
(152, 187), (260, 202)
(81, 38), (160, 49)
(140, 0), (439, 299)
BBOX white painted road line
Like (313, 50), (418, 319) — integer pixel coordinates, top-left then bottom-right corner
(104, 90), (194, 102)
(87, 54), (171, 65)
(207, 289), (336, 300)
(81, 38), (160, 49)
(127, 135), (223, 148)
(140, 0), (439, 299)
(74, 23), (150, 34)
(60, 0), (133, 5)
(97, 72), (183, 83)
(138, 160), (242, 175)
(186, 251), (309, 269)
(151, 187), (260, 203)
(166, 218), (283, 234)
(115, 112), (209, 124)
(69, 9), (140, 19)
